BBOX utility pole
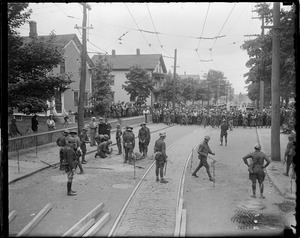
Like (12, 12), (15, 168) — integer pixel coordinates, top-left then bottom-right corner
(172, 49), (177, 110)
(259, 15), (265, 112)
(75, 3), (92, 133)
(271, 2), (281, 161)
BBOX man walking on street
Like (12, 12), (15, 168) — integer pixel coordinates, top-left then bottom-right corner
(154, 132), (168, 183)
(243, 144), (271, 199)
(283, 134), (296, 178)
(220, 119), (229, 146)
(192, 135), (216, 182)
(138, 122), (151, 158)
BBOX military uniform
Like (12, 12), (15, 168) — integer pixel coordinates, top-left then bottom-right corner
(220, 120), (229, 146)
(138, 123), (150, 157)
(61, 137), (79, 196)
(57, 130), (69, 170)
(116, 124), (122, 155)
(123, 127), (135, 163)
(96, 140), (112, 158)
(284, 135), (296, 177)
(154, 132), (168, 183)
(79, 127), (89, 164)
(192, 136), (215, 182)
(243, 144), (271, 198)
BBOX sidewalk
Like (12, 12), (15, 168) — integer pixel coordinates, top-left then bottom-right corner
(8, 122), (169, 184)
(256, 127), (296, 200)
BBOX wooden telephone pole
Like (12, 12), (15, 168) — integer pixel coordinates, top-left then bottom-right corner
(75, 3), (92, 133)
(172, 49), (177, 110)
(271, 2), (281, 161)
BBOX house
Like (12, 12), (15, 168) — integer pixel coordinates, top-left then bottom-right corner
(15, 21), (94, 121)
(179, 72), (200, 81)
(91, 49), (167, 106)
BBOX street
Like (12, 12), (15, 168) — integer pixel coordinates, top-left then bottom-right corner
(8, 124), (296, 236)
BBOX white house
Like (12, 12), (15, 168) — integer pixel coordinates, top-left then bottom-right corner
(91, 49), (167, 106)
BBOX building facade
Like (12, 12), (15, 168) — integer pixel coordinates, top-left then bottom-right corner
(91, 49), (167, 106)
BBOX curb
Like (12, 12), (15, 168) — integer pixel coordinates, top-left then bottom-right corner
(9, 124), (172, 185)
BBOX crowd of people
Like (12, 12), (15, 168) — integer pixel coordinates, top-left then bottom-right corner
(150, 102), (296, 133)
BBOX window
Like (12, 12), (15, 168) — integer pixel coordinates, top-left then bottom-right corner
(74, 91), (79, 107)
(74, 91), (89, 107)
(109, 75), (115, 86)
(60, 59), (65, 74)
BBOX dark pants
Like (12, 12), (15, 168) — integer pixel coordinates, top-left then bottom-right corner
(139, 141), (148, 156)
(155, 160), (165, 178)
(125, 147), (133, 162)
(193, 156), (212, 178)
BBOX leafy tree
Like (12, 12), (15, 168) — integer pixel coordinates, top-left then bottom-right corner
(8, 3), (73, 114)
(241, 3), (296, 107)
(123, 65), (154, 106)
(90, 57), (113, 115)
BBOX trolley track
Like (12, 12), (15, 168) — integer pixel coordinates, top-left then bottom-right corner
(108, 126), (215, 237)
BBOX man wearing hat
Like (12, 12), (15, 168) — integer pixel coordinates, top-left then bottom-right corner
(283, 134), (296, 178)
(96, 140), (113, 158)
(56, 129), (70, 170)
(154, 132), (168, 183)
(116, 123), (122, 155)
(79, 127), (90, 164)
(243, 144), (271, 199)
(192, 135), (216, 182)
(220, 118), (229, 146)
(89, 117), (98, 146)
(66, 130), (84, 174)
(123, 126), (135, 163)
(61, 136), (79, 196)
(138, 122), (151, 158)
(95, 134), (109, 157)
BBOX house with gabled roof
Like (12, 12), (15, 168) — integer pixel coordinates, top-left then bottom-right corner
(16, 21), (94, 120)
(91, 49), (167, 106)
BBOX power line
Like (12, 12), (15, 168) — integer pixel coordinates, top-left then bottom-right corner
(196, 2), (210, 50)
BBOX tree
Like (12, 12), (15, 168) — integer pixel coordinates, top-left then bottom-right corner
(8, 3), (73, 114)
(241, 4), (296, 107)
(90, 57), (113, 115)
(123, 65), (154, 106)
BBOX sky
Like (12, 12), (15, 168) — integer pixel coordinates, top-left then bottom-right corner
(16, 2), (292, 95)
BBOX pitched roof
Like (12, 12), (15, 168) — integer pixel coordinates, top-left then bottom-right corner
(22, 34), (94, 68)
(91, 54), (167, 73)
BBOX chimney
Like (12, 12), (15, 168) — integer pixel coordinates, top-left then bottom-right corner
(29, 21), (37, 38)
(136, 48), (140, 55)
(112, 49), (116, 56)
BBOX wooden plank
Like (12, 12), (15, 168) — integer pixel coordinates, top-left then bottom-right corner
(72, 218), (95, 237)
(179, 209), (187, 237)
(16, 203), (52, 237)
(83, 213), (110, 237)
(9, 210), (17, 223)
(174, 198), (183, 237)
(62, 203), (104, 237)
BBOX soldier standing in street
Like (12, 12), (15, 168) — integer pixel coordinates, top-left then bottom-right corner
(192, 135), (216, 182)
(62, 136), (78, 196)
(220, 119), (229, 146)
(79, 127), (90, 164)
(283, 134), (296, 178)
(243, 144), (271, 199)
(67, 130), (84, 174)
(138, 122), (151, 158)
(116, 123), (122, 155)
(123, 126), (135, 164)
(154, 132), (168, 183)
(56, 129), (69, 170)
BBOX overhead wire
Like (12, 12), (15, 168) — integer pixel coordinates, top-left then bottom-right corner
(124, 3), (160, 54)
(146, 3), (171, 57)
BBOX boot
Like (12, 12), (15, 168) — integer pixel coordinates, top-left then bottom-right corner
(67, 182), (76, 196)
(160, 178), (168, 183)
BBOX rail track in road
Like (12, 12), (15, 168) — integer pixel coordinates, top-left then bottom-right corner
(107, 126), (215, 237)
(9, 125), (216, 237)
